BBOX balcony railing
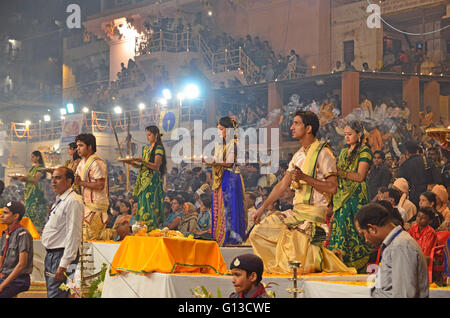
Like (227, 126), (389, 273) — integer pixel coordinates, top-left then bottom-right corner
(136, 30), (199, 56)
(135, 30), (260, 83)
(5, 110), (158, 142)
(4, 102), (207, 142)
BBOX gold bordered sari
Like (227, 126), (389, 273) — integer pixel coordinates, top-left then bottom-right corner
(329, 145), (373, 273)
(211, 141), (246, 246)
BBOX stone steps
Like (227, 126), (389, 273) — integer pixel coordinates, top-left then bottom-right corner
(16, 282), (47, 298)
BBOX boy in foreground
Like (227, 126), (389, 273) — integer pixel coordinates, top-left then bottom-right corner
(229, 254), (269, 298)
(0, 201), (33, 298)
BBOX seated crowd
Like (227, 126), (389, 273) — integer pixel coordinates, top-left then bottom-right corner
(139, 14), (307, 86)
(218, 102), (269, 128)
(66, 58), (162, 114)
(280, 91), (444, 157)
(1, 126), (449, 283)
(98, 160), (293, 242)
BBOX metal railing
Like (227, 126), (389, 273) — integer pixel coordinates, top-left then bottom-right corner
(135, 30), (260, 81)
(210, 47), (260, 77)
(135, 30), (199, 56)
(5, 110), (153, 142)
(4, 103), (207, 142)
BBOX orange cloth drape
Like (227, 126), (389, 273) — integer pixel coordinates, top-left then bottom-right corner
(110, 236), (228, 276)
(0, 209), (40, 240)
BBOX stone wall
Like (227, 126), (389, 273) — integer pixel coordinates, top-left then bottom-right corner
(331, 1), (383, 72)
(213, 0), (332, 75)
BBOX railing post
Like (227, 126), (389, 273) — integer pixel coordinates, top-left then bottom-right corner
(186, 32), (189, 52)
(239, 47), (242, 70)
(225, 49), (228, 68)
(175, 32), (178, 52)
(247, 53), (249, 76)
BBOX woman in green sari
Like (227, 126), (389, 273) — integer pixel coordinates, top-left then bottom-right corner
(13, 151), (47, 232)
(328, 121), (373, 273)
(128, 126), (167, 231)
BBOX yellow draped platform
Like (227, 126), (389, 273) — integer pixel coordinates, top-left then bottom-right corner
(0, 209), (40, 240)
(110, 236), (229, 276)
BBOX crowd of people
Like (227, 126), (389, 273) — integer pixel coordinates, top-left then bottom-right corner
(0, 107), (449, 299)
(2, 14), (450, 297)
(55, 12), (319, 130)
(280, 91), (443, 158)
(137, 14), (304, 86)
(3, 6), (450, 300)
(380, 46), (444, 74)
(71, 55), (109, 87)
(65, 57), (157, 114)
(114, 59), (147, 90)
(218, 102), (269, 128)
(332, 49), (450, 76)
(200, 31), (305, 84)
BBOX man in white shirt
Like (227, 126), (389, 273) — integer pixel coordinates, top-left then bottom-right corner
(41, 167), (83, 298)
(355, 203), (428, 298)
(332, 61), (344, 73)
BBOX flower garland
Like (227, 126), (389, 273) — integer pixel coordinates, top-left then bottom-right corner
(92, 112), (109, 131)
(10, 122), (31, 139)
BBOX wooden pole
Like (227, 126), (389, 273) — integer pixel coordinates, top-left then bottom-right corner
(126, 112), (132, 192)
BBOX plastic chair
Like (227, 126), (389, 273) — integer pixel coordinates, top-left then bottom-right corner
(428, 231), (450, 283)
(437, 231), (450, 246)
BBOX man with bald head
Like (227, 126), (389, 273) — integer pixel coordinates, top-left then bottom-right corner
(41, 167), (83, 298)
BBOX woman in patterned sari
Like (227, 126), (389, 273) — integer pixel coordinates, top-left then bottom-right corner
(329, 120), (373, 273)
(204, 116), (246, 246)
(128, 126), (166, 231)
(13, 151), (47, 232)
